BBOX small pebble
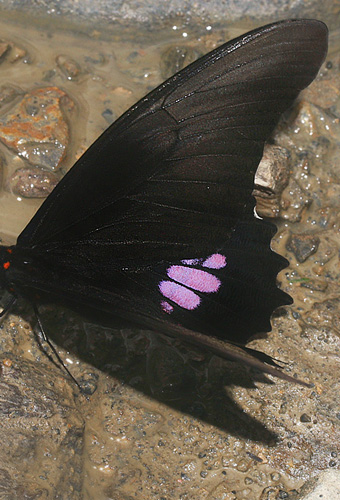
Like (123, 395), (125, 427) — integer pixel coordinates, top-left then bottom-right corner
(102, 108), (116, 124)
(0, 41), (10, 60)
(286, 233), (320, 263)
(300, 413), (312, 423)
(56, 54), (82, 80)
(6, 167), (59, 198)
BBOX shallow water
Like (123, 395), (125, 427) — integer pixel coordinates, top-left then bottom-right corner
(0, 10), (339, 500)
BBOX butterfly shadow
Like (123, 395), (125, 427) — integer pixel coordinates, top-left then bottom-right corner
(29, 304), (281, 445)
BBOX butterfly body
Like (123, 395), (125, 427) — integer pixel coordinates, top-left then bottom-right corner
(0, 19), (328, 383)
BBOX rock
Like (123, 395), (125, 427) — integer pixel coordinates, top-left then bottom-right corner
(0, 84), (23, 109)
(279, 178), (313, 222)
(259, 487), (290, 500)
(304, 298), (340, 330)
(0, 87), (75, 170)
(299, 278), (328, 292)
(116, 49), (159, 86)
(0, 0), (338, 31)
(0, 356), (84, 498)
(302, 55), (340, 110)
(42, 69), (57, 82)
(299, 469), (340, 499)
(286, 233), (320, 263)
(56, 54), (82, 80)
(78, 371), (99, 395)
(160, 45), (203, 79)
(0, 39), (27, 64)
(102, 107), (116, 124)
(7, 42), (27, 63)
(0, 41), (10, 61)
(254, 144), (291, 218)
(278, 101), (340, 149)
(6, 166), (59, 198)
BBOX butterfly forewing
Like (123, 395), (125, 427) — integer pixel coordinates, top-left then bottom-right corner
(17, 19), (327, 261)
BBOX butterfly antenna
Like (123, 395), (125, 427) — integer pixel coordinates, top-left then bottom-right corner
(0, 295), (17, 318)
(33, 304), (83, 391)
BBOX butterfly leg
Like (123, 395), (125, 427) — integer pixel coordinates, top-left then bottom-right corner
(32, 303), (83, 391)
(0, 295), (17, 318)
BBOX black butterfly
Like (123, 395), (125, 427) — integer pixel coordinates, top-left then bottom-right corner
(0, 19), (328, 386)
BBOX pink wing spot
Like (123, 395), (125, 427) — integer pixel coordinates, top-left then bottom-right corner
(181, 258), (202, 266)
(159, 281), (200, 310)
(161, 301), (174, 314)
(167, 265), (221, 293)
(202, 253), (227, 269)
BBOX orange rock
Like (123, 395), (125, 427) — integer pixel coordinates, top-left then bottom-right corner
(0, 87), (75, 170)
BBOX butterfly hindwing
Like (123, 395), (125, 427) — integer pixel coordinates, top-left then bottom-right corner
(103, 218), (290, 344)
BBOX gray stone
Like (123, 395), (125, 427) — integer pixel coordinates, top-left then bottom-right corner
(299, 470), (340, 499)
(0, 354), (84, 498)
(286, 233), (320, 263)
(0, 0), (338, 30)
(6, 166), (59, 198)
(254, 144), (291, 218)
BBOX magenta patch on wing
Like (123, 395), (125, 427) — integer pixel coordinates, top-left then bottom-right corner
(159, 281), (200, 310)
(167, 265), (221, 293)
(161, 300), (174, 314)
(159, 252), (227, 313)
(202, 253), (227, 269)
(181, 258), (202, 266)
